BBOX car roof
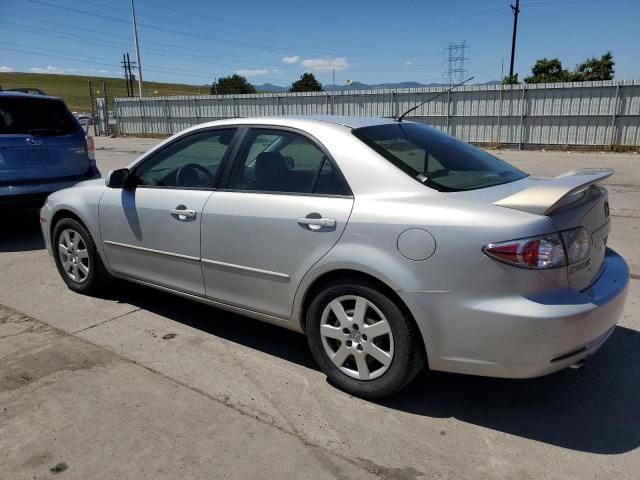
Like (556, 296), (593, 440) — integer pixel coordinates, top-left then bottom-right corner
(0, 91), (62, 102)
(196, 115), (398, 132)
(286, 115), (398, 129)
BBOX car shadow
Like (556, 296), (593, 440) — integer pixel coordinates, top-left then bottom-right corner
(0, 208), (45, 252)
(104, 282), (317, 370)
(379, 325), (640, 455)
(104, 280), (640, 455)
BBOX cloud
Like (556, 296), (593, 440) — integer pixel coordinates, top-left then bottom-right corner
(300, 57), (348, 72)
(29, 65), (65, 74)
(405, 61), (412, 65)
(0, 65), (14, 72)
(236, 69), (269, 77)
(281, 55), (299, 64)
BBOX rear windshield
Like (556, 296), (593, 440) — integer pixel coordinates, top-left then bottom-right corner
(0, 96), (78, 136)
(353, 122), (527, 191)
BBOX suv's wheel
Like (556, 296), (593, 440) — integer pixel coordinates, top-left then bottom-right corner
(306, 279), (426, 398)
(52, 218), (110, 294)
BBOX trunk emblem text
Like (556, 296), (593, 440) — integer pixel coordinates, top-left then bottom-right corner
(569, 258), (591, 274)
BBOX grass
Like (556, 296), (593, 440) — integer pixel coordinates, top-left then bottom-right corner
(0, 72), (208, 112)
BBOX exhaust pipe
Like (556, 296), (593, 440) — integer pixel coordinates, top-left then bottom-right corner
(570, 359), (586, 369)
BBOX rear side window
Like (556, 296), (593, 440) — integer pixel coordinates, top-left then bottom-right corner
(0, 97), (78, 136)
(228, 129), (349, 196)
(353, 122), (527, 191)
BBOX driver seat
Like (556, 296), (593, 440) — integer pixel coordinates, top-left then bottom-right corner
(251, 152), (291, 192)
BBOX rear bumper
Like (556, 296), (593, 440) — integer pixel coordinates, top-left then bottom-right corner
(0, 168), (100, 206)
(399, 248), (629, 378)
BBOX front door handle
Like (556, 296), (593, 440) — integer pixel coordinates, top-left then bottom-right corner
(170, 206), (196, 220)
(297, 216), (336, 230)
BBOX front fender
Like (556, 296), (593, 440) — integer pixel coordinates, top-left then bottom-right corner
(42, 182), (108, 267)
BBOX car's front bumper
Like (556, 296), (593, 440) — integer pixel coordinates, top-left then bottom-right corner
(399, 248), (629, 378)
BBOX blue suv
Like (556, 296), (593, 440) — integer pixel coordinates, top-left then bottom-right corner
(0, 92), (100, 206)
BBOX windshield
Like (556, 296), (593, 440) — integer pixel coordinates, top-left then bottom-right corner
(0, 96), (78, 136)
(353, 122), (527, 191)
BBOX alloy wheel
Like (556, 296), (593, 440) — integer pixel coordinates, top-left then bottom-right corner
(58, 228), (90, 283)
(320, 295), (395, 381)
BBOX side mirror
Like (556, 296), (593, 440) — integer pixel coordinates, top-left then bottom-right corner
(105, 168), (131, 188)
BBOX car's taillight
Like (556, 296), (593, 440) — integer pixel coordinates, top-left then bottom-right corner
(86, 135), (95, 161)
(484, 227), (589, 270)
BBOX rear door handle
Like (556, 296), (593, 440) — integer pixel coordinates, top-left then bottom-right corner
(170, 206), (196, 220)
(297, 217), (336, 230)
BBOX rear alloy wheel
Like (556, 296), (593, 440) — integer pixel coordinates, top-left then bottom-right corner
(53, 218), (110, 294)
(320, 295), (394, 381)
(307, 280), (426, 398)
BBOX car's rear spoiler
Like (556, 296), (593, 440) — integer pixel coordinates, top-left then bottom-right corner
(493, 168), (613, 216)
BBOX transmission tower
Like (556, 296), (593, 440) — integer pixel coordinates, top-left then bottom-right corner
(443, 41), (470, 87)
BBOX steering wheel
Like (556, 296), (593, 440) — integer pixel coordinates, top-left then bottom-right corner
(175, 163), (214, 187)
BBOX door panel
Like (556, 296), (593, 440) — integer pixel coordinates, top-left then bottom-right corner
(99, 127), (237, 294)
(100, 188), (213, 294)
(201, 193), (353, 318)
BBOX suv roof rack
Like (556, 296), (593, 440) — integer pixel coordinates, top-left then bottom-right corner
(0, 87), (47, 95)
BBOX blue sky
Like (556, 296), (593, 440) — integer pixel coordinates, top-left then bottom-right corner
(1, 0), (638, 87)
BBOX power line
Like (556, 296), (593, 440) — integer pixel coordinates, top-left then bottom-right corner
(21, 0), (395, 60)
(0, 19), (439, 72)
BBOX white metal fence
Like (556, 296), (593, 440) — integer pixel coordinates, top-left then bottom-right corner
(102, 80), (640, 148)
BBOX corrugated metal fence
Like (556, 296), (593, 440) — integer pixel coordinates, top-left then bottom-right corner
(105, 80), (640, 147)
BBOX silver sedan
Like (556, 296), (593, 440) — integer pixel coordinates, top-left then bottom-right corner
(40, 116), (629, 398)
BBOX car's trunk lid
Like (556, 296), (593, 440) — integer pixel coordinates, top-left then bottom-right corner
(493, 168), (613, 290)
(0, 96), (90, 184)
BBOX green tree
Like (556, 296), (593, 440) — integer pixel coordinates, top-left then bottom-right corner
(576, 52), (615, 81)
(524, 58), (578, 83)
(502, 73), (519, 85)
(211, 74), (256, 95)
(289, 73), (323, 92)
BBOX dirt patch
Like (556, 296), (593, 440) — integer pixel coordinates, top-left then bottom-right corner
(0, 304), (118, 392)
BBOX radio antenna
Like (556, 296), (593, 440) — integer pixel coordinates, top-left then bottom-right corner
(396, 76), (474, 122)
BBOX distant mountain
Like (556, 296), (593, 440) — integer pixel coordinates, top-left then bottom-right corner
(257, 80), (501, 93)
(324, 81), (438, 91)
(255, 83), (289, 93)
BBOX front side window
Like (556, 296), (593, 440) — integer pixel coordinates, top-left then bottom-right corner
(353, 123), (527, 191)
(134, 129), (236, 188)
(228, 129), (347, 195)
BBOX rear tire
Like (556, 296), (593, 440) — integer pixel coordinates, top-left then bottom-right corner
(306, 279), (426, 399)
(52, 218), (110, 295)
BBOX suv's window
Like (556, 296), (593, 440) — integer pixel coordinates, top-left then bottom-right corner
(353, 123), (527, 191)
(134, 129), (235, 188)
(228, 129), (347, 195)
(0, 97), (78, 136)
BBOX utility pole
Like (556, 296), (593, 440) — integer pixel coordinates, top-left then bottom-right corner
(131, 0), (144, 98)
(88, 80), (97, 136)
(121, 54), (131, 97)
(509, 0), (520, 79)
(126, 53), (134, 96)
(332, 69), (336, 92)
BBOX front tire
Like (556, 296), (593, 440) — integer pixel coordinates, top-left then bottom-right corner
(306, 279), (426, 399)
(52, 218), (110, 295)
